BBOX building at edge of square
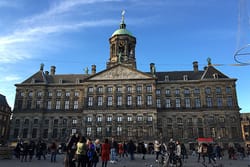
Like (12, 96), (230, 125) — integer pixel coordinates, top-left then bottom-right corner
(9, 13), (243, 149)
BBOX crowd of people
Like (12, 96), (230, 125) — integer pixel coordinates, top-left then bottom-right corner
(12, 135), (250, 167)
(14, 139), (58, 162)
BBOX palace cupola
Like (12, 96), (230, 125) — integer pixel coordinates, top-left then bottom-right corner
(107, 10), (137, 69)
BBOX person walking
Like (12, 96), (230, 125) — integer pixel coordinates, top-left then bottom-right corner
(101, 139), (110, 167)
(176, 141), (183, 167)
(76, 136), (87, 167)
(110, 137), (118, 163)
(28, 141), (35, 162)
(50, 141), (57, 163)
(127, 140), (136, 160)
(154, 140), (161, 162)
(197, 143), (202, 162)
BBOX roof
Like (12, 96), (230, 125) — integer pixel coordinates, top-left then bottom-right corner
(0, 94), (10, 108)
(20, 70), (89, 84)
(112, 28), (133, 37)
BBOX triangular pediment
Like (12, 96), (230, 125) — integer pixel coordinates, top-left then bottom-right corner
(88, 65), (153, 80)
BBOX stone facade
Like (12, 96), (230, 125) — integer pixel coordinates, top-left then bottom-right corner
(0, 94), (11, 145)
(240, 113), (250, 146)
(9, 14), (243, 148)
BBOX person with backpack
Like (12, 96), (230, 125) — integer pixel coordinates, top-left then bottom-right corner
(76, 136), (87, 167)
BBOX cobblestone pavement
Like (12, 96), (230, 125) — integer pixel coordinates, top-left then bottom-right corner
(1, 153), (250, 167)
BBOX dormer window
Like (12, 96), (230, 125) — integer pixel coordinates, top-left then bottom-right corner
(213, 73), (218, 79)
(164, 75), (169, 81)
(183, 75), (188, 81)
(59, 79), (63, 84)
(76, 78), (80, 84)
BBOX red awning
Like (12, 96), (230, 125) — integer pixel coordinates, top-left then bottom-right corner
(197, 138), (213, 143)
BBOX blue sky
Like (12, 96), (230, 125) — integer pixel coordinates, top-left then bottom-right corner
(0, 0), (250, 112)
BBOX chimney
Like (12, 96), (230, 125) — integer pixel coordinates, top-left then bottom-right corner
(91, 65), (96, 74)
(40, 63), (44, 71)
(150, 63), (156, 76)
(193, 61), (198, 72)
(50, 66), (56, 75)
(45, 71), (49, 75)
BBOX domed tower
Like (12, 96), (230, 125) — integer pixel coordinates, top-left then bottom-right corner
(107, 10), (137, 69)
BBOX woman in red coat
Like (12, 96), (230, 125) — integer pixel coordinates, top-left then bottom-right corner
(101, 139), (110, 167)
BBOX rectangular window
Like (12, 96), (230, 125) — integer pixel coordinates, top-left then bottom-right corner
(32, 128), (37, 138)
(205, 87), (211, 94)
(216, 87), (221, 94)
(65, 100), (70, 109)
(117, 127), (122, 136)
(127, 86), (132, 93)
(166, 89), (171, 95)
(97, 127), (102, 135)
(72, 119), (77, 125)
(217, 97), (223, 107)
(117, 96), (122, 106)
(146, 95), (152, 105)
(27, 100), (32, 109)
(97, 116), (102, 122)
(87, 127), (91, 136)
(63, 119), (67, 125)
(14, 129), (19, 138)
(137, 95), (142, 106)
(117, 116), (122, 122)
(184, 89), (190, 95)
(37, 91), (42, 97)
(97, 96), (103, 106)
(147, 116), (153, 122)
(36, 100), (41, 109)
(176, 98), (181, 108)
(107, 116), (112, 122)
(88, 96), (93, 106)
(117, 87), (122, 92)
(107, 96), (113, 106)
(74, 91), (79, 97)
(227, 96), (233, 107)
(65, 91), (70, 97)
(194, 88), (200, 94)
(206, 97), (212, 107)
(106, 127), (112, 137)
(156, 89), (161, 95)
(56, 101), (61, 109)
(146, 85), (152, 93)
(226, 87), (232, 94)
(127, 116), (132, 122)
(127, 95), (132, 106)
(185, 98), (191, 108)
(48, 92), (53, 97)
(57, 91), (62, 97)
(175, 89), (180, 95)
(74, 100), (78, 109)
(107, 87), (113, 93)
(137, 116), (143, 122)
(137, 86), (142, 93)
(165, 98), (171, 108)
(52, 129), (58, 138)
(156, 98), (161, 108)
(195, 98), (201, 108)
(43, 129), (48, 138)
(97, 87), (103, 93)
(87, 117), (92, 123)
(88, 87), (94, 93)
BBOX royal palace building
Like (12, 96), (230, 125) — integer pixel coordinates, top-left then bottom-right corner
(9, 13), (243, 148)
